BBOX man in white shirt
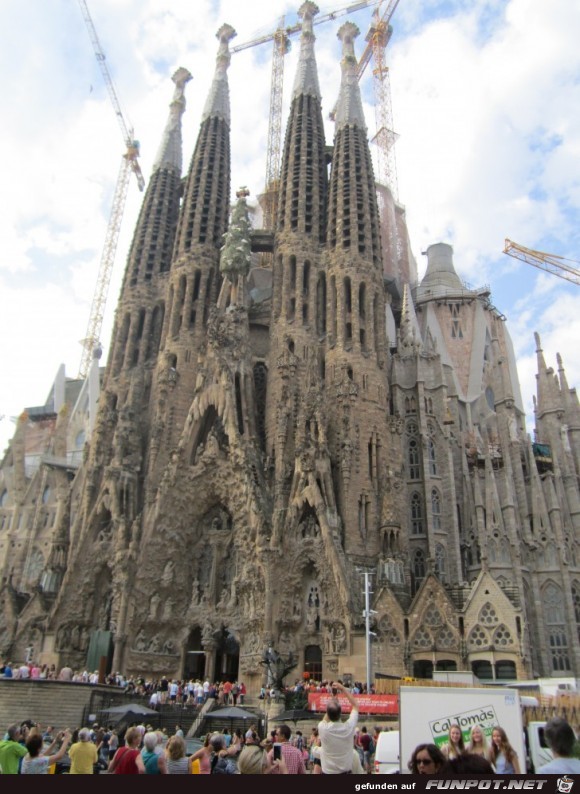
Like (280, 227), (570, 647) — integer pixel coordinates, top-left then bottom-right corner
(317, 681), (359, 774)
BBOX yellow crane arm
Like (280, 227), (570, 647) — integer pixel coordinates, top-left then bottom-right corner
(231, 0), (382, 52)
(503, 239), (580, 287)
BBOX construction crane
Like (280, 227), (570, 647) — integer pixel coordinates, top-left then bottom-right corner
(359, 0), (401, 201)
(232, 0), (383, 231)
(503, 239), (580, 287)
(329, 0), (401, 199)
(77, 0), (145, 378)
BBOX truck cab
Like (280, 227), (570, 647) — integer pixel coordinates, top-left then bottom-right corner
(525, 721), (552, 772)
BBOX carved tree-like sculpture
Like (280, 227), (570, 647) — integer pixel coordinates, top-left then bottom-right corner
(261, 645), (297, 691)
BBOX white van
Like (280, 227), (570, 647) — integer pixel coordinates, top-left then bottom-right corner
(374, 730), (400, 774)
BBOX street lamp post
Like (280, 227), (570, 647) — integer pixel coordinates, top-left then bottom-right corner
(362, 572), (377, 691)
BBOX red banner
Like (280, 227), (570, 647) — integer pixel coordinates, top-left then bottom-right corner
(307, 692), (399, 714)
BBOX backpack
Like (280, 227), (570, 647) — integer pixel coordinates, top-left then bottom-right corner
(368, 737), (376, 755)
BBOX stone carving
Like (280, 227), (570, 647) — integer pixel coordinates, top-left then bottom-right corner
(149, 593), (161, 621)
(134, 629), (147, 652)
(56, 623), (89, 652)
(162, 598), (175, 622)
(325, 622), (347, 654)
(162, 561), (175, 587)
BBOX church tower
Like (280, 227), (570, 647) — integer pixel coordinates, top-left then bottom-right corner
(324, 21), (392, 562)
(148, 25), (236, 474)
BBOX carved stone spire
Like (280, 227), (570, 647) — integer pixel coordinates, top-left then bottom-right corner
(327, 21), (381, 267)
(153, 67), (192, 172)
(291, 2), (321, 101)
(202, 23), (236, 125)
(334, 22), (366, 131)
(399, 283), (422, 354)
(276, 2), (326, 240)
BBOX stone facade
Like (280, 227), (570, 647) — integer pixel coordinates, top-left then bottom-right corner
(1, 5), (579, 689)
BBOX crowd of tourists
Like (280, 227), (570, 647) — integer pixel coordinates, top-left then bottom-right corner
(0, 680), (383, 775)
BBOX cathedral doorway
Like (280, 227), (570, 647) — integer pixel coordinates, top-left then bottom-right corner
(184, 627), (206, 680)
(304, 645), (322, 680)
(214, 627), (239, 683)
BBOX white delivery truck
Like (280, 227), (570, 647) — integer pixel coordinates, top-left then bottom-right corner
(399, 685), (527, 773)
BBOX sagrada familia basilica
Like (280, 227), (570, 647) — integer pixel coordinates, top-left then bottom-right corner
(1, 3), (579, 690)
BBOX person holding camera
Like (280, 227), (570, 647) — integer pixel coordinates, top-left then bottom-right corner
(267, 725), (306, 774)
(318, 680), (359, 774)
(21, 729), (71, 774)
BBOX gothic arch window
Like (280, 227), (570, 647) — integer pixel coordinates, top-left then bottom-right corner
(413, 548), (426, 593)
(330, 275), (337, 342)
(550, 629), (572, 671)
(479, 603), (499, 626)
(544, 583), (565, 624)
(358, 282), (367, 350)
(146, 304), (165, 360)
(544, 582), (571, 671)
(410, 492), (423, 535)
(42, 486), (51, 505)
(0, 489), (7, 507)
(302, 260), (311, 324)
(131, 308), (146, 366)
(468, 625), (489, 649)
(424, 605), (444, 627)
(485, 387), (495, 412)
(344, 277), (352, 344)
(407, 422), (420, 480)
(287, 256), (297, 321)
(435, 543), (447, 583)
(114, 313), (131, 375)
(234, 373), (244, 435)
(428, 438), (437, 476)
(189, 269), (202, 328)
(493, 624), (514, 647)
(383, 558), (405, 586)
(413, 627), (433, 649)
(572, 582), (580, 642)
(253, 363), (268, 453)
(316, 272), (326, 336)
(431, 488), (442, 530)
(437, 627), (456, 648)
(172, 274), (187, 336)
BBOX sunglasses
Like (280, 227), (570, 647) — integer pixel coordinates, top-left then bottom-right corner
(416, 757), (435, 766)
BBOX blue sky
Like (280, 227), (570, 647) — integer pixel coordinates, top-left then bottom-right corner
(0, 0), (579, 454)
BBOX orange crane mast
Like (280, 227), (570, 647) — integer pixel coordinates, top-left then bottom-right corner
(360, 0), (401, 201)
(77, 0), (145, 378)
(503, 239), (580, 287)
